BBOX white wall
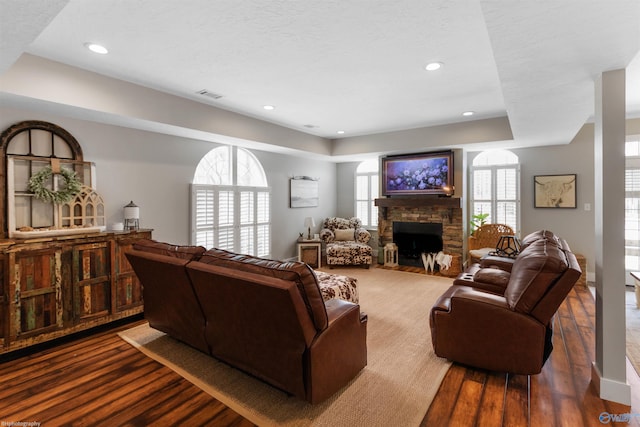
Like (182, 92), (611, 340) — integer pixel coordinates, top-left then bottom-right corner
(510, 124), (596, 270)
(254, 150), (336, 260)
(0, 107), (337, 260)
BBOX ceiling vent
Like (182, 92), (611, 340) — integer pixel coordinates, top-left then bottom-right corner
(196, 89), (223, 100)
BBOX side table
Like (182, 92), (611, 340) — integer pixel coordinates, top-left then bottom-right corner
(297, 239), (322, 268)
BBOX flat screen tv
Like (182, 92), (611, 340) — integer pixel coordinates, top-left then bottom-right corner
(381, 150), (454, 196)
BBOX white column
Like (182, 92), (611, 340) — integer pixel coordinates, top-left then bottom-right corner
(592, 69), (630, 405)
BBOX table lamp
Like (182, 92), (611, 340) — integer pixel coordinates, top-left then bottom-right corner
(304, 217), (315, 240)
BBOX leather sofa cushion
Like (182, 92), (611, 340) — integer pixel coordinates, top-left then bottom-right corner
(198, 248), (328, 331)
(133, 239), (206, 260)
(505, 240), (568, 313)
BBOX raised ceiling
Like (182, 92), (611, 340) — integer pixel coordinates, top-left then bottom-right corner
(1, 0), (639, 152)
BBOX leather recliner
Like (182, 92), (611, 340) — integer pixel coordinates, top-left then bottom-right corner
(430, 231), (581, 375)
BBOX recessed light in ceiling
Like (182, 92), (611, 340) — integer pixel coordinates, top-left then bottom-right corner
(84, 42), (108, 54)
(263, 105), (275, 110)
(462, 111), (474, 116)
(425, 62), (442, 71)
(337, 130), (345, 135)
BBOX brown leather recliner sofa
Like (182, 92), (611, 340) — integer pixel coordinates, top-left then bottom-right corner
(125, 239), (368, 404)
(430, 230), (582, 375)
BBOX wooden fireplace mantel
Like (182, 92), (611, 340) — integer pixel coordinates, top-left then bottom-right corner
(374, 197), (461, 221)
(374, 196), (461, 209)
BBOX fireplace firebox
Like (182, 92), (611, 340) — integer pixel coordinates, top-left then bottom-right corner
(392, 222), (443, 267)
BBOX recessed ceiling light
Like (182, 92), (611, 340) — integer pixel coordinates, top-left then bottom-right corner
(337, 130), (345, 135)
(425, 62), (442, 71)
(462, 111), (474, 116)
(84, 42), (108, 54)
(263, 105), (275, 110)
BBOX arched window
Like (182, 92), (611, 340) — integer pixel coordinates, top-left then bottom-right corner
(191, 146), (270, 257)
(356, 159), (379, 228)
(470, 149), (520, 233)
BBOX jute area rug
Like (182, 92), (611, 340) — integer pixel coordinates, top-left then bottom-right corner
(118, 266), (453, 427)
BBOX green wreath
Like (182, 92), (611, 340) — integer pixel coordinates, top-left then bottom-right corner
(28, 166), (82, 204)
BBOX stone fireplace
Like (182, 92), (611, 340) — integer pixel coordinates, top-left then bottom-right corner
(375, 196), (463, 276)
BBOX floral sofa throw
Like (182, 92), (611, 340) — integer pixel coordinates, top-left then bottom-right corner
(320, 217), (372, 267)
(315, 270), (359, 303)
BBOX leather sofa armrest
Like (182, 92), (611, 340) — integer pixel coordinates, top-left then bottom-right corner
(430, 285), (511, 332)
(448, 286), (510, 309)
(453, 268), (510, 295)
(308, 299), (367, 403)
(324, 298), (365, 326)
(479, 255), (516, 272)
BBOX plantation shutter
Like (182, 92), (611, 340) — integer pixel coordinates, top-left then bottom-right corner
(356, 166), (379, 227)
(472, 168), (493, 222)
(191, 184), (270, 257)
(191, 184), (214, 248)
(495, 167), (518, 227)
(626, 156), (640, 271)
(256, 190), (270, 257)
(470, 162), (520, 233)
(192, 146), (271, 257)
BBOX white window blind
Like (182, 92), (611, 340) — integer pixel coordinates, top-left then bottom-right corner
(191, 185), (270, 256)
(625, 139), (640, 271)
(356, 160), (379, 228)
(470, 150), (520, 233)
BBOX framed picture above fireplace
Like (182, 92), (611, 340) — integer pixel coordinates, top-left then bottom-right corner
(381, 151), (454, 196)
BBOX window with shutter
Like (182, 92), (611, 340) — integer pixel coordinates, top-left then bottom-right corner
(191, 147), (270, 257)
(355, 159), (379, 228)
(470, 150), (520, 233)
(626, 138), (640, 272)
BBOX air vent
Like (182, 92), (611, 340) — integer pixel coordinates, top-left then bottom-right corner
(196, 89), (223, 100)
(303, 124), (317, 129)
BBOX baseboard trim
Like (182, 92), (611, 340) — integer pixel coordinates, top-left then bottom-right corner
(591, 362), (631, 405)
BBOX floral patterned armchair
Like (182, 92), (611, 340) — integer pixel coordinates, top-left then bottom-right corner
(320, 217), (372, 268)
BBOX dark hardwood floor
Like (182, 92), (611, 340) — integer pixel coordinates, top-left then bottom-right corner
(423, 283), (640, 426)
(0, 284), (637, 426)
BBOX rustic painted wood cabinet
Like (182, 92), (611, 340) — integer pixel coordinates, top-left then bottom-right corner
(0, 229), (151, 354)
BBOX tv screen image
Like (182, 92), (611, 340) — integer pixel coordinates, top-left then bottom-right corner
(381, 151), (453, 196)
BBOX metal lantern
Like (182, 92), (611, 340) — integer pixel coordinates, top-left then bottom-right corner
(384, 242), (399, 267)
(123, 200), (140, 230)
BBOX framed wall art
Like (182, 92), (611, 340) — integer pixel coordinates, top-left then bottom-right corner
(381, 150), (454, 196)
(534, 174), (576, 208)
(290, 177), (319, 208)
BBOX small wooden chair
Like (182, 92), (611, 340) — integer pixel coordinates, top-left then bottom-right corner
(468, 223), (514, 263)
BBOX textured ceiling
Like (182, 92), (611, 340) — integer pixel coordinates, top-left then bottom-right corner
(1, 0), (639, 149)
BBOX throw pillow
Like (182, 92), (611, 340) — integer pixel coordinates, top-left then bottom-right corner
(334, 228), (355, 241)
